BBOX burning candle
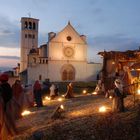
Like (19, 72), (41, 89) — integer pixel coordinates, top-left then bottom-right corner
(92, 91), (97, 95)
(21, 110), (31, 116)
(112, 61), (115, 64)
(137, 89), (140, 95)
(60, 105), (64, 109)
(83, 90), (87, 94)
(45, 96), (51, 100)
(109, 96), (112, 99)
(58, 98), (63, 102)
(99, 106), (106, 113)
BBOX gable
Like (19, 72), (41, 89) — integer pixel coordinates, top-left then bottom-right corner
(50, 22), (87, 44)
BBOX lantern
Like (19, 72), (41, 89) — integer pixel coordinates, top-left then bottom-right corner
(21, 110), (31, 116)
(99, 106), (106, 113)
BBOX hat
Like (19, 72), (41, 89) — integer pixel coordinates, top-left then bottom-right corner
(0, 73), (9, 81)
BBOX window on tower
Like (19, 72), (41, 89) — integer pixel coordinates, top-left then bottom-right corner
(32, 34), (35, 39)
(28, 34), (32, 38)
(24, 21), (28, 29)
(25, 34), (27, 38)
(33, 22), (36, 30)
(29, 22), (32, 29)
(39, 75), (42, 80)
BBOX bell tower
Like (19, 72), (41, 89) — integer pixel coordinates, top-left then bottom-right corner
(20, 17), (39, 72)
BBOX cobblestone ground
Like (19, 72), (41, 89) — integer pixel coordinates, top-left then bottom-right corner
(13, 94), (135, 140)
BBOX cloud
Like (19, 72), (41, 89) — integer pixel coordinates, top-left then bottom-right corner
(0, 55), (20, 60)
(87, 34), (140, 62)
(88, 34), (140, 51)
(0, 15), (20, 48)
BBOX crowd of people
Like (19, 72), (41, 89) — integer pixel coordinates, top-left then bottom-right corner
(0, 72), (75, 139)
(0, 68), (129, 139)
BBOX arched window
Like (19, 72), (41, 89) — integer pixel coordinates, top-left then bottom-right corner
(68, 70), (74, 80)
(39, 75), (42, 80)
(62, 70), (67, 81)
(33, 22), (36, 30)
(28, 34), (32, 38)
(25, 34), (27, 38)
(61, 64), (75, 81)
(24, 21), (28, 29)
(32, 34), (35, 39)
(29, 22), (32, 29)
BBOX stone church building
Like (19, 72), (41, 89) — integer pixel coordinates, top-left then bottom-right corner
(20, 17), (101, 84)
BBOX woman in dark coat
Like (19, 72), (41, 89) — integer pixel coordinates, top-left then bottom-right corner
(33, 80), (43, 107)
(0, 73), (12, 111)
(0, 73), (17, 138)
(112, 79), (125, 112)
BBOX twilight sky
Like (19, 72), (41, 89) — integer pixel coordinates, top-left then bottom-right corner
(0, 0), (140, 69)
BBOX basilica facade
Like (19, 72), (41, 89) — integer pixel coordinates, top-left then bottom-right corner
(20, 17), (101, 84)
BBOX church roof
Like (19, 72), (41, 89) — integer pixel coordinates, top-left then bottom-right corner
(50, 21), (87, 44)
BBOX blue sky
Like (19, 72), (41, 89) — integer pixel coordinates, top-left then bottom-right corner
(0, 0), (140, 69)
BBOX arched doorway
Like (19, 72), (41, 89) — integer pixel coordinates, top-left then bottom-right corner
(61, 64), (75, 81)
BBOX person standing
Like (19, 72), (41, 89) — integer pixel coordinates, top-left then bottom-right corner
(65, 83), (74, 98)
(12, 80), (23, 103)
(12, 80), (24, 119)
(0, 73), (17, 138)
(0, 73), (12, 111)
(112, 79), (125, 112)
(50, 84), (56, 100)
(33, 80), (43, 107)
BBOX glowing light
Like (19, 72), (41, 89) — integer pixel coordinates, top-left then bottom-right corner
(112, 61), (115, 64)
(60, 105), (64, 109)
(21, 110), (31, 116)
(92, 91), (97, 95)
(34, 103), (37, 107)
(99, 106), (106, 113)
(58, 98), (63, 102)
(83, 90), (87, 94)
(62, 95), (65, 97)
(45, 96), (51, 100)
(137, 89), (140, 95)
(109, 96), (112, 99)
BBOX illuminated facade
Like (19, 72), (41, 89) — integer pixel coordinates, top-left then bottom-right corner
(20, 17), (101, 84)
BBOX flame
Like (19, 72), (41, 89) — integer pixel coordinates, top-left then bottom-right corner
(109, 96), (112, 99)
(83, 90), (87, 94)
(112, 61), (115, 64)
(45, 96), (51, 100)
(21, 110), (31, 116)
(60, 105), (64, 109)
(92, 91), (97, 95)
(58, 98), (63, 102)
(99, 106), (106, 113)
(137, 89), (140, 95)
